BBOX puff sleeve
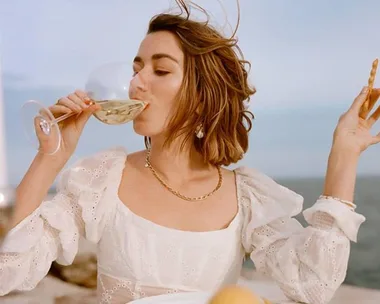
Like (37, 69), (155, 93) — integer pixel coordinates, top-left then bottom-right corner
(237, 167), (366, 304)
(0, 147), (126, 296)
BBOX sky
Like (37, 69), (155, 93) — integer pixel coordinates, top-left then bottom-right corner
(0, 0), (380, 186)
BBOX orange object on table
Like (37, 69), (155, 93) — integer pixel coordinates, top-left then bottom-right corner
(208, 285), (272, 304)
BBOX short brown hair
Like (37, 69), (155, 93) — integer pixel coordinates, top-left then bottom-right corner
(145, 0), (256, 166)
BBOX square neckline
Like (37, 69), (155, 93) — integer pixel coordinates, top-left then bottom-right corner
(107, 150), (243, 235)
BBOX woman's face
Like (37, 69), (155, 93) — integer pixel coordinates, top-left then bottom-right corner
(130, 30), (184, 139)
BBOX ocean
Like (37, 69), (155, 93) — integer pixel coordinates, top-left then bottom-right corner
(243, 175), (380, 291)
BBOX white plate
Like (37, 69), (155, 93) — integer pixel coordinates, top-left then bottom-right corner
(129, 291), (212, 304)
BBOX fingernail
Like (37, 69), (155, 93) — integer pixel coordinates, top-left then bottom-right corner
(363, 86), (369, 93)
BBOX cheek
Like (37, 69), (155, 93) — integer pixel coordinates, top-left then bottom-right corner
(155, 76), (183, 102)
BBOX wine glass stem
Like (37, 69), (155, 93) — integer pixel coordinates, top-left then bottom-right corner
(54, 112), (77, 124)
(53, 99), (99, 124)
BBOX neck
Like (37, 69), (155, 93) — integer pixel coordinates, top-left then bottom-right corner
(146, 137), (214, 182)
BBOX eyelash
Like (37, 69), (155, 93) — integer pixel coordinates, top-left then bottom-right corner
(155, 70), (169, 76)
(133, 70), (169, 77)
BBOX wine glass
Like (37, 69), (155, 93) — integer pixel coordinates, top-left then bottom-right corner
(21, 62), (147, 155)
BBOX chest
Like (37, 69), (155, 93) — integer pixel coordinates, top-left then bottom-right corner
(117, 168), (239, 232)
(97, 213), (245, 291)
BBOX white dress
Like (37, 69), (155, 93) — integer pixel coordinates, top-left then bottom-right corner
(0, 147), (366, 304)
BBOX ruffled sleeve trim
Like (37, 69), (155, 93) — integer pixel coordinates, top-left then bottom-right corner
(303, 197), (366, 242)
(1, 197), (81, 265)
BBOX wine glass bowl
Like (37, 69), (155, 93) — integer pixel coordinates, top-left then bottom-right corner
(92, 99), (147, 125)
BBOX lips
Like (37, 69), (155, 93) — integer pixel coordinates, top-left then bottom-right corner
(130, 95), (144, 101)
(131, 96), (149, 110)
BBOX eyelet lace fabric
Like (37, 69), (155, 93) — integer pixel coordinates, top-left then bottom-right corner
(0, 147), (366, 304)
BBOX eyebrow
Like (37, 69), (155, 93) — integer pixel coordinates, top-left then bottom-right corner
(133, 53), (179, 64)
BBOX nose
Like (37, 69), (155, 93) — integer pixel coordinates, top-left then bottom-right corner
(129, 71), (148, 94)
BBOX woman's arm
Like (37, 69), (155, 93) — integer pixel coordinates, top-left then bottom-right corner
(323, 86), (380, 204)
(10, 89), (99, 229)
(322, 147), (358, 203)
(10, 153), (66, 229)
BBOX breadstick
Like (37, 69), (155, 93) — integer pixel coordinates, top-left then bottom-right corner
(360, 58), (378, 118)
(368, 58), (378, 97)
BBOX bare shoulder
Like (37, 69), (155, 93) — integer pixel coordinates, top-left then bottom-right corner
(125, 150), (146, 170)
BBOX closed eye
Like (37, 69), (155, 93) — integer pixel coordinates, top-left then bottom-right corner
(155, 70), (170, 76)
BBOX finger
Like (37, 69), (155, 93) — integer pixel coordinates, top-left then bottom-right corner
(362, 88), (380, 119)
(368, 88), (380, 112)
(57, 97), (82, 113)
(68, 93), (89, 110)
(34, 115), (49, 140)
(48, 104), (72, 118)
(359, 95), (369, 118)
(76, 103), (99, 129)
(351, 86), (370, 115)
(33, 114), (60, 154)
(370, 131), (380, 145)
(367, 105), (380, 127)
(74, 90), (91, 102)
(73, 90), (93, 108)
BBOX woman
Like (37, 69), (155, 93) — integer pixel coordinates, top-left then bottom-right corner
(1, 1), (379, 303)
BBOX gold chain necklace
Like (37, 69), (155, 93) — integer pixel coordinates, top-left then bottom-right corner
(144, 149), (223, 201)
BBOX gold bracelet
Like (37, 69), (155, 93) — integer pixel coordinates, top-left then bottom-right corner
(319, 195), (357, 211)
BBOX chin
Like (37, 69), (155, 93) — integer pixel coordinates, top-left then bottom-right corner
(133, 119), (165, 139)
(133, 119), (154, 137)
(132, 119), (147, 136)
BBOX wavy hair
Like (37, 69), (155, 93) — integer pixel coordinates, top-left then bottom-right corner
(145, 0), (256, 166)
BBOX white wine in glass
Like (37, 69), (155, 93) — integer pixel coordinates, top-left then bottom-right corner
(92, 99), (147, 125)
(21, 62), (147, 155)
